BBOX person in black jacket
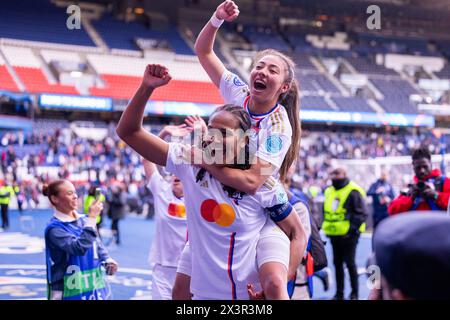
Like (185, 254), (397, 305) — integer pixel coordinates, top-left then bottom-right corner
(107, 184), (127, 245)
(322, 168), (368, 300)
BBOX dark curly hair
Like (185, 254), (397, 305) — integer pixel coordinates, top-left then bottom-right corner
(412, 146), (431, 161)
(196, 104), (252, 198)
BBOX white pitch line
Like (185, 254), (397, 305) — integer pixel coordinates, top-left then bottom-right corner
(0, 264), (153, 275)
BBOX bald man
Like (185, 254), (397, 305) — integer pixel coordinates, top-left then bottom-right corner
(322, 168), (367, 300)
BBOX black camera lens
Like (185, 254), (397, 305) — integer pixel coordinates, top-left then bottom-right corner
(417, 181), (426, 190)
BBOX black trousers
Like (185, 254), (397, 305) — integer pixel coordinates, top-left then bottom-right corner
(111, 219), (120, 244)
(330, 234), (359, 298)
(1, 204), (9, 229)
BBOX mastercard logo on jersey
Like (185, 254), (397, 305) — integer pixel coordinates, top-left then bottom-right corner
(200, 199), (236, 227)
(168, 203), (186, 218)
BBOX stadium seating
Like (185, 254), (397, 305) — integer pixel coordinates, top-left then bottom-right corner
(0, 0), (445, 117)
(241, 26), (291, 52)
(14, 67), (79, 95)
(435, 64), (450, 79)
(0, 144), (46, 158)
(346, 57), (398, 76)
(1, 46), (79, 94)
(297, 73), (340, 94)
(87, 53), (222, 103)
(300, 96), (333, 111)
(90, 74), (222, 103)
(437, 41), (450, 59)
(92, 14), (193, 55)
(33, 119), (69, 134)
(355, 33), (433, 56)
(0, 56), (19, 92)
(293, 54), (318, 71)
(331, 96), (374, 113)
(0, 0), (94, 46)
(40, 50), (82, 64)
(370, 78), (420, 114)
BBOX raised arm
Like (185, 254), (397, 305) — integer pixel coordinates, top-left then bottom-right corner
(142, 158), (158, 181)
(194, 0), (239, 87)
(116, 64), (172, 166)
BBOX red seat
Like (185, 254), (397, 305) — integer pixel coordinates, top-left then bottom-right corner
(14, 66), (79, 95)
(90, 74), (224, 104)
(0, 65), (19, 92)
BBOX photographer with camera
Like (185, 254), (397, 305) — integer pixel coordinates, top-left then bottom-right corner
(388, 147), (450, 215)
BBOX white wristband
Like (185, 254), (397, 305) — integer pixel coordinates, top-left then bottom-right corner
(210, 13), (224, 28)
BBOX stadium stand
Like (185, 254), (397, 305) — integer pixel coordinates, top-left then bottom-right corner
(300, 96), (333, 111)
(0, 0), (447, 115)
(345, 56), (399, 76)
(370, 78), (420, 114)
(435, 64), (450, 79)
(87, 54), (222, 103)
(331, 96), (374, 113)
(1, 46), (79, 94)
(292, 54), (318, 71)
(92, 13), (193, 54)
(0, 55), (19, 92)
(0, 0), (94, 46)
(241, 26), (291, 52)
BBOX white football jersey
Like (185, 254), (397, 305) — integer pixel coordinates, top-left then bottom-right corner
(166, 143), (292, 300)
(220, 70), (293, 172)
(147, 170), (187, 268)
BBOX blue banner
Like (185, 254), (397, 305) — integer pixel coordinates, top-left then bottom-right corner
(39, 94), (112, 112)
(140, 101), (435, 127)
(300, 110), (435, 127)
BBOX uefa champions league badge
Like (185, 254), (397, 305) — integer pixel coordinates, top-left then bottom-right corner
(233, 76), (246, 87)
(265, 134), (283, 154)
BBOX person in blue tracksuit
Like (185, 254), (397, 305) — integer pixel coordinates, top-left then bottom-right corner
(43, 179), (118, 300)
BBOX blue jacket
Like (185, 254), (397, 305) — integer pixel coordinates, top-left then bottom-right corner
(45, 212), (110, 293)
(367, 179), (395, 218)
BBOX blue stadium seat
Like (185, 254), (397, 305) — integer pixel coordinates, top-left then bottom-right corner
(371, 78), (419, 114)
(301, 96), (333, 111)
(331, 97), (373, 112)
(0, 0), (94, 46)
(92, 14), (193, 54)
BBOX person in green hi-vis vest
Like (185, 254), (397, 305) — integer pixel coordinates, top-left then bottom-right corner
(0, 180), (18, 230)
(322, 168), (367, 301)
(83, 186), (106, 229)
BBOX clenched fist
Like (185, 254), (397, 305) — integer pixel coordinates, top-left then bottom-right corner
(215, 0), (239, 22)
(141, 64), (172, 90)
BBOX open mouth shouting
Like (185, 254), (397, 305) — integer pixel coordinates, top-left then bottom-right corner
(253, 79), (267, 92)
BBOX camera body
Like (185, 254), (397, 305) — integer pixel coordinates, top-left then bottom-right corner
(94, 187), (102, 200)
(416, 181), (427, 191)
(403, 180), (435, 197)
(101, 261), (114, 275)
